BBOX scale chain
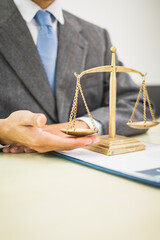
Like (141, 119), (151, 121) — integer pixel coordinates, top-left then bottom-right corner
(67, 78), (80, 131)
(78, 79), (98, 131)
(67, 76), (98, 132)
(73, 78), (80, 129)
(143, 82), (156, 121)
(143, 79), (147, 123)
(128, 80), (143, 123)
(129, 77), (157, 124)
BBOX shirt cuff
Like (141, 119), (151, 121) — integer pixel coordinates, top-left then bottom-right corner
(77, 117), (102, 135)
(0, 144), (10, 149)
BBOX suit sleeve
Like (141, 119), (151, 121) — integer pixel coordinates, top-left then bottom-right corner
(83, 29), (152, 136)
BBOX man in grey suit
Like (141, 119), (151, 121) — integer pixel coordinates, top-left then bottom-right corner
(0, 0), (149, 153)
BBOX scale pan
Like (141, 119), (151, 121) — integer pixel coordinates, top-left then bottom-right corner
(60, 128), (99, 137)
(127, 121), (159, 129)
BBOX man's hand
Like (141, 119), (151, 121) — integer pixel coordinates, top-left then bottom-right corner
(1, 111), (99, 153)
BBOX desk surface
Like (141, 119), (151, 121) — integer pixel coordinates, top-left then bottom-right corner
(0, 125), (160, 240)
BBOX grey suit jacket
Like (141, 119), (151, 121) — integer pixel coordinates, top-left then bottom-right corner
(0, 0), (150, 136)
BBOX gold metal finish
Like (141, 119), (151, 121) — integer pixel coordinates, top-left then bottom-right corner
(109, 47), (116, 138)
(85, 135), (145, 155)
(60, 46), (159, 155)
(127, 75), (159, 129)
(61, 128), (99, 136)
(127, 121), (159, 129)
(61, 75), (99, 136)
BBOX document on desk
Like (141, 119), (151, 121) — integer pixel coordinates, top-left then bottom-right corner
(54, 143), (160, 187)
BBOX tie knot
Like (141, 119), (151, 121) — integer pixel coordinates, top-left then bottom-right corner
(34, 10), (54, 26)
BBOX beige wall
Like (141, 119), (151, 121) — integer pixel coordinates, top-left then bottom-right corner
(61, 0), (160, 86)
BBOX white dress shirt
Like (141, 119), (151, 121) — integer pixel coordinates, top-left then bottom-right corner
(12, 0), (102, 134)
(13, 0), (64, 44)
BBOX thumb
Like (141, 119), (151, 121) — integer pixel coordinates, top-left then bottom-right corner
(34, 114), (47, 128)
(13, 110), (47, 128)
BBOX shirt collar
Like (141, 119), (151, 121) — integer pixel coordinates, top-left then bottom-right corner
(13, 0), (64, 24)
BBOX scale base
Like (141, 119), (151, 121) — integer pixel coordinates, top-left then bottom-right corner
(85, 135), (145, 155)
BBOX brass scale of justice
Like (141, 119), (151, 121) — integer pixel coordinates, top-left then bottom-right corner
(61, 46), (159, 155)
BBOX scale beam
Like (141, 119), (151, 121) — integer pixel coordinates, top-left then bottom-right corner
(116, 66), (145, 77)
(75, 66), (145, 79)
(75, 66), (113, 78)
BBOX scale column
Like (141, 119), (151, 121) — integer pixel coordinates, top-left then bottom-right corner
(109, 46), (117, 138)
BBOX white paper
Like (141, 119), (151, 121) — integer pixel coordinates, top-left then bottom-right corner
(58, 143), (160, 184)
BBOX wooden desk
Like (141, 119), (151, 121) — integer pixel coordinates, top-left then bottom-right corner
(0, 126), (160, 240)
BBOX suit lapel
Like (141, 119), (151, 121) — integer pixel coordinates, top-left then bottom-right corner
(0, 2), (57, 122)
(55, 14), (89, 122)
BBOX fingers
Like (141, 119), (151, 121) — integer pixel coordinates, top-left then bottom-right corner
(10, 111), (47, 128)
(2, 147), (10, 153)
(61, 135), (100, 150)
(3, 144), (25, 153)
(2, 144), (35, 154)
(23, 147), (36, 153)
(33, 133), (100, 152)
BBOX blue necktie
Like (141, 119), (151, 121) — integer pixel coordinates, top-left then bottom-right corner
(34, 10), (58, 92)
